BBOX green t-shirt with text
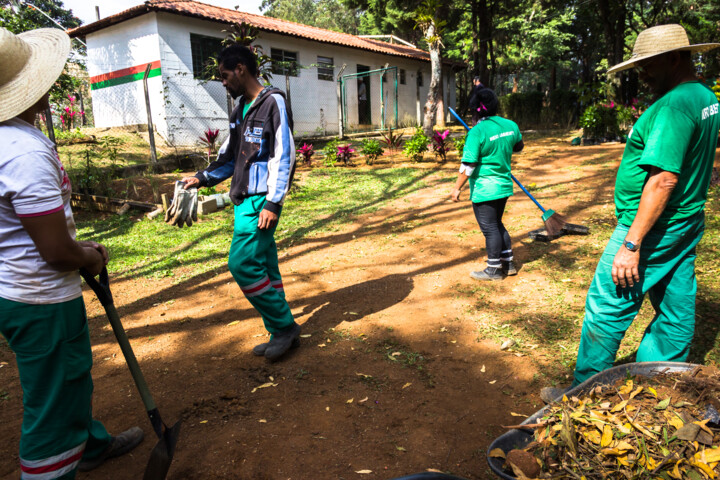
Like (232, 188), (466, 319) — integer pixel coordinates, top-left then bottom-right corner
(614, 81), (720, 227)
(461, 116), (522, 203)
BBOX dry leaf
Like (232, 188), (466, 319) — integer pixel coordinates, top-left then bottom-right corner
(356, 373), (372, 378)
(481, 365), (486, 373)
(396, 446), (406, 451)
(258, 419), (267, 423)
(500, 339), (516, 350)
(346, 398), (354, 404)
(358, 397), (368, 403)
(600, 424), (613, 447)
(226, 321), (239, 326)
(510, 412), (527, 417)
(300, 334), (312, 338)
(489, 380), (497, 384)
(251, 382), (278, 393)
(325, 407), (330, 411)
(391, 352), (402, 356)
(402, 383), (412, 389)
(440, 327), (448, 332)
(355, 470), (372, 474)
(318, 344), (327, 348)
(200, 420), (208, 424)
(488, 448), (506, 459)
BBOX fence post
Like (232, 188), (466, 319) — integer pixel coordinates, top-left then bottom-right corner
(336, 63), (346, 139)
(44, 106), (56, 147)
(142, 63), (158, 171)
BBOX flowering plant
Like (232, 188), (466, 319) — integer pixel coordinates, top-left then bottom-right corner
(336, 144), (355, 166)
(297, 143), (314, 166)
(432, 129), (451, 162)
(59, 95), (84, 130)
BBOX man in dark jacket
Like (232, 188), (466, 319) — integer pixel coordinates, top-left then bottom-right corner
(182, 44), (300, 361)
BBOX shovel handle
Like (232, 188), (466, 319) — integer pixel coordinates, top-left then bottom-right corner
(448, 107), (548, 214)
(80, 268), (159, 416)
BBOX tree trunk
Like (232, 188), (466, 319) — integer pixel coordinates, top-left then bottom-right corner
(477, 0), (491, 86)
(422, 23), (442, 137)
(437, 68), (445, 127)
(471, 0), (479, 77)
(512, 75), (518, 93)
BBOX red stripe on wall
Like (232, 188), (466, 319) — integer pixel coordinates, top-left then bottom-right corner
(90, 60), (161, 84)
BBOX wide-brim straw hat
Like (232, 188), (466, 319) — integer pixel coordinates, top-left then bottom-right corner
(0, 27), (71, 123)
(608, 24), (720, 74)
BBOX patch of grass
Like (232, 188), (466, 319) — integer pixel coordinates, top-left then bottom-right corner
(0, 390), (9, 401)
(76, 168), (433, 280)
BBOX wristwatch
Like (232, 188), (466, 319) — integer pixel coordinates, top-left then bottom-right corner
(623, 240), (640, 252)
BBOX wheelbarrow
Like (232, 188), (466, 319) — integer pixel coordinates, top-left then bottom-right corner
(486, 362), (700, 479)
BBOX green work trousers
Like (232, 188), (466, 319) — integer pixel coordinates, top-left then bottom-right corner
(0, 296), (112, 479)
(573, 212), (705, 386)
(228, 194), (295, 335)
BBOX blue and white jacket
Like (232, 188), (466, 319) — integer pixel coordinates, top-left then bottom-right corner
(194, 87), (296, 214)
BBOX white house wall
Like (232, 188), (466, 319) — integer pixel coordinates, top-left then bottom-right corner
(85, 14), (166, 135)
(86, 13), (458, 145)
(156, 13), (230, 147)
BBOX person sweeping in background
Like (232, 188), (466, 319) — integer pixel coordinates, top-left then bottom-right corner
(451, 87), (524, 281)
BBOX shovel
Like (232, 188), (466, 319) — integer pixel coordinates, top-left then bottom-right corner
(80, 268), (181, 480)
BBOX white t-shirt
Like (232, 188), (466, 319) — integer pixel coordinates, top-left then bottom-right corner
(0, 118), (82, 304)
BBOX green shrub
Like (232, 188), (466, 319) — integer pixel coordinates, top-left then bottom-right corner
(453, 136), (466, 158)
(579, 102), (628, 140)
(499, 91), (544, 127)
(360, 139), (384, 165)
(199, 186), (218, 196)
(322, 138), (341, 167)
(403, 127), (429, 162)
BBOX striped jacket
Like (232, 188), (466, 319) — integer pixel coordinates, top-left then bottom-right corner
(194, 87), (296, 214)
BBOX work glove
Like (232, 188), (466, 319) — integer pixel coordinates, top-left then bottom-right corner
(165, 181), (198, 228)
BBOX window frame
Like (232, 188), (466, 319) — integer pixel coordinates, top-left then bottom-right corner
(400, 69), (406, 85)
(271, 48), (299, 77)
(190, 33), (224, 80)
(317, 55), (334, 81)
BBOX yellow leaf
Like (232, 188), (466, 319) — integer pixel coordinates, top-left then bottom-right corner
(251, 382), (277, 393)
(648, 386), (658, 398)
(391, 352), (402, 356)
(481, 365), (486, 373)
(601, 424), (613, 447)
(695, 447), (720, 464)
(355, 470), (372, 474)
(356, 373), (372, 378)
(618, 379), (634, 395)
(402, 382), (412, 389)
(396, 446), (406, 451)
(510, 412), (527, 417)
(226, 320), (239, 326)
(690, 461), (715, 478)
(617, 455), (631, 467)
(670, 460), (684, 479)
(200, 420), (208, 424)
(347, 398), (354, 404)
(326, 407), (330, 411)
(258, 419), (267, 423)
(489, 448), (506, 459)
(318, 343), (327, 348)
(611, 400), (628, 412)
(584, 430), (602, 445)
(629, 386), (643, 399)
(489, 380), (497, 385)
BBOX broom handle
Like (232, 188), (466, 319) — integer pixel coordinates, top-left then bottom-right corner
(448, 107), (548, 214)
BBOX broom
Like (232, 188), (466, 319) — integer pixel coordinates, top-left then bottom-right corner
(449, 107), (567, 237)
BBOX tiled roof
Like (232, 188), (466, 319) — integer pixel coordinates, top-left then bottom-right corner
(68, 0), (461, 65)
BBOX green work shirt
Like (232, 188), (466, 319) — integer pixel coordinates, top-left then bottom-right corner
(615, 81), (720, 227)
(461, 116), (522, 203)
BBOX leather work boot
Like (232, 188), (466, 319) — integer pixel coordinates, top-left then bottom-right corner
(502, 260), (518, 276)
(253, 337), (300, 356)
(264, 323), (302, 361)
(77, 426), (144, 472)
(470, 267), (504, 281)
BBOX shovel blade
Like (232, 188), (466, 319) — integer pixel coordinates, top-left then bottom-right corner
(142, 420), (181, 480)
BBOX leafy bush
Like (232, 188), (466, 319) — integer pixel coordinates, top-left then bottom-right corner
(712, 80), (720, 103)
(360, 139), (384, 165)
(579, 101), (637, 140)
(337, 144), (355, 166)
(297, 143), (314, 166)
(55, 127), (86, 142)
(199, 128), (220, 165)
(380, 128), (403, 151)
(431, 129), (451, 162)
(453, 136), (466, 158)
(199, 186), (218, 196)
(403, 127), (429, 162)
(322, 139), (341, 167)
(499, 91), (544, 127)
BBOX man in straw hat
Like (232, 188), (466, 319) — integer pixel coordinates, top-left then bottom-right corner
(542, 24), (720, 403)
(0, 27), (143, 477)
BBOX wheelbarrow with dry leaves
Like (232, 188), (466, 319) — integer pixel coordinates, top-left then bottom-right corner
(486, 362), (707, 479)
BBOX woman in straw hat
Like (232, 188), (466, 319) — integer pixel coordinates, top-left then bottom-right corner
(542, 24), (720, 403)
(0, 27), (143, 478)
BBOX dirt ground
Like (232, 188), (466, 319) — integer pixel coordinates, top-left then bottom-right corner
(0, 134), (717, 480)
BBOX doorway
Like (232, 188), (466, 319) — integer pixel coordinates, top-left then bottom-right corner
(357, 65), (371, 125)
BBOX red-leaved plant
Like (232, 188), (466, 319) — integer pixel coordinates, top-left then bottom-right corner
(297, 143), (314, 166)
(337, 144), (355, 166)
(200, 128), (220, 163)
(432, 129), (451, 162)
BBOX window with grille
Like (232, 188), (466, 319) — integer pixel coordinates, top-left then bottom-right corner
(271, 48), (298, 76)
(190, 33), (223, 80)
(317, 56), (334, 81)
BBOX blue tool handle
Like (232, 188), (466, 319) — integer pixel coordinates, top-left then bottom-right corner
(448, 107), (547, 214)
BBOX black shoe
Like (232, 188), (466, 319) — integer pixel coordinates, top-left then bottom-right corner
(470, 267), (504, 281)
(77, 426), (144, 472)
(540, 386), (573, 404)
(264, 323), (302, 361)
(502, 260), (518, 276)
(253, 336), (300, 356)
